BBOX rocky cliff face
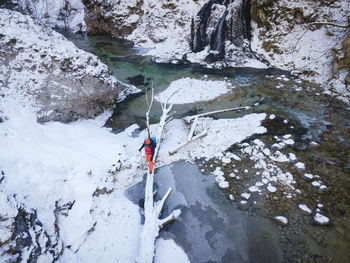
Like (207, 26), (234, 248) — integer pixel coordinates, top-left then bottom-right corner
(188, 0), (261, 65)
(6, 0), (350, 101)
(0, 9), (138, 123)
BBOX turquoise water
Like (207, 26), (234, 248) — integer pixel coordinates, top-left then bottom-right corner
(67, 33), (350, 262)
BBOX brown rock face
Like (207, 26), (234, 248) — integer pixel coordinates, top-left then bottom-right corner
(83, 0), (143, 37)
(341, 31), (350, 85)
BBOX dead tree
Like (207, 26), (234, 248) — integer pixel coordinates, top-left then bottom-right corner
(137, 88), (181, 263)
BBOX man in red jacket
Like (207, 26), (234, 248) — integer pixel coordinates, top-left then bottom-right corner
(139, 138), (156, 173)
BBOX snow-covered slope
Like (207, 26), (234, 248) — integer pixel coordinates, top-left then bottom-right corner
(7, 0), (86, 33)
(251, 0), (350, 102)
(0, 9), (139, 123)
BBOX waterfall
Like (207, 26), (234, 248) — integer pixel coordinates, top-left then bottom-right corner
(212, 10), (227, 54)
(190, 0), (254, 64)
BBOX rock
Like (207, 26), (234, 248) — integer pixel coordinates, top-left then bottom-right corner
(0, 194), (62, 262)
(0, 9), (138, 123)
(83, 0), (142, 37)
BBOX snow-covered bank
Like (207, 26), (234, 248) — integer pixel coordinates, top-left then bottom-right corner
(251, 0), (350, 102)
(0, 9), (139, 123)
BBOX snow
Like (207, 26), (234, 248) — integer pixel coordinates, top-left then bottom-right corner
(213, 167), (224, 177)
(241, 193), (251, 200)
(156, 77), (234, 104)
(312, 181), (321, 187)
(275, 216), (288, 225)
(13, 0), (86, 33)
(219, 181), (230, 189)
(155, 239), (190, 263)
(251, 0), (350, 103)
(249, 186), (259, 192)
(314, 213), (330, 225)
(295, 162), (306, 170)
(299, 204), (312, 214)
(267, 184), (277, 193)
(303, 173), (313, 179)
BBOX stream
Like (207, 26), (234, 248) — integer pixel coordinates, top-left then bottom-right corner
(67, 33), (350, 263)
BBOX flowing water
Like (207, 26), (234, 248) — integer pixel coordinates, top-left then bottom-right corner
(67, 33), (350, 262)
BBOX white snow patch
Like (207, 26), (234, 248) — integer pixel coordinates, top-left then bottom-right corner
(218, 181), (230, 189)
(299, 204), (312, 214)
(241, 193), (251, 200)
(275, 216), (288, 225)
(249, 186), (259, 192)
(267, 184), (277, 193)
(314, 213), (330, 225)
(295, 162), (306, 170)
(157, 77), (234, 104)
(269, 114), (276, 120)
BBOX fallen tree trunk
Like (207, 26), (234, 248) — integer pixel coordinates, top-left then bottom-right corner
(137, 88), (181, 263)
(184, 98), (264, 124)
(183, 106), (250, 124)
(169, 115), (208, 155)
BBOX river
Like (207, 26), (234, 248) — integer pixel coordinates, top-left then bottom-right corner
(66, 33), (350, 263)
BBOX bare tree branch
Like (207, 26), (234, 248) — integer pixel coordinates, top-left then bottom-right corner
(310, 22), (349, 28)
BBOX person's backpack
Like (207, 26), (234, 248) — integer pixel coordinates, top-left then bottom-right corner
(150, 137), (156, 145)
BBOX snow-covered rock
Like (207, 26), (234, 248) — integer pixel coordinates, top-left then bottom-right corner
(314, 213), (330, 225)
(274, 216), (288, 225)
(299, 204), (312, 214)
(0, 9), (138, 123)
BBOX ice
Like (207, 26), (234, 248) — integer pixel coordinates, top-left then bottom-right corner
(154, 239), (190, 263)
